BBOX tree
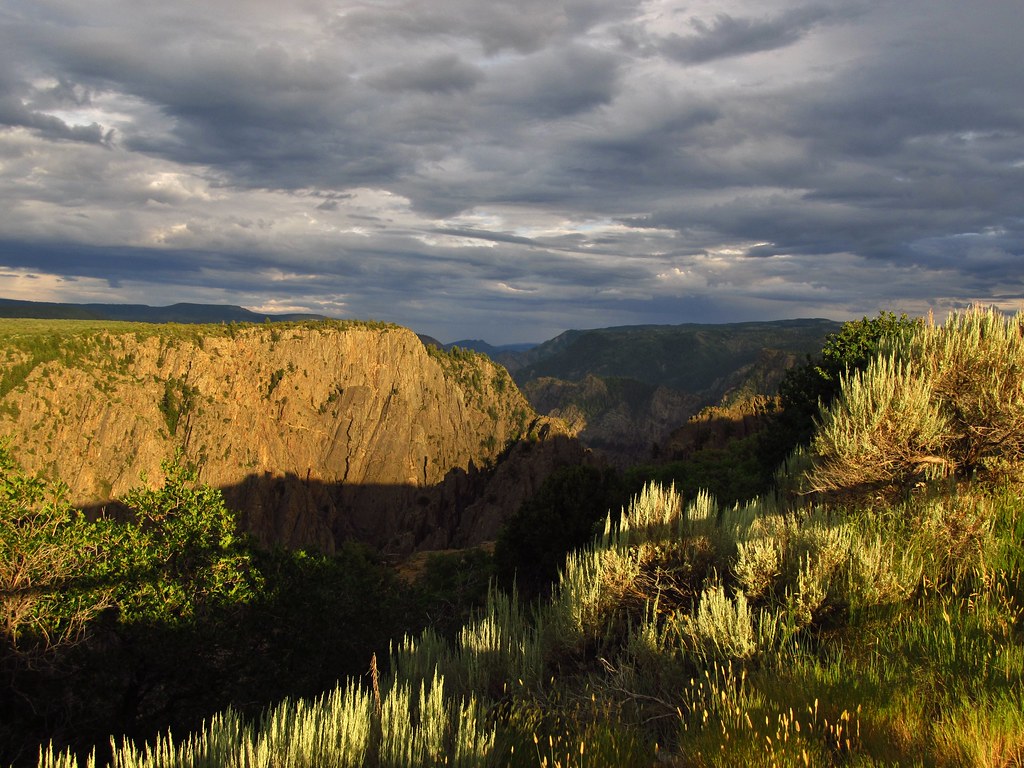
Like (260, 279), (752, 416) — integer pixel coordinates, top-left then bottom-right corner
(0, 450), (261, 764)
(494, 465), (626, 598)
(758, 312), (920, 480)
(0, 445), (108, 655)
(103, 454), (260, 626)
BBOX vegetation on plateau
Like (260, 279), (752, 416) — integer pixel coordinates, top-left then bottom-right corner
(4, 307), (1024, 766)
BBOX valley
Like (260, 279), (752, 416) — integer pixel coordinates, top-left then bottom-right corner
(498, 319), (840, 463)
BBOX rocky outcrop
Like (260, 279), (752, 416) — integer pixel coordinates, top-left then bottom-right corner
(0, 320), (579, 554)
(664, 395), (776, 459)
(521, 374), (702, 464)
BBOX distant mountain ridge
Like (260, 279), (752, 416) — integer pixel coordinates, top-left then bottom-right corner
(445, 339), (537, 356)
(505, 319), (841, 389)
(0, 298), (327, 323)
(502, 319), (843, 462)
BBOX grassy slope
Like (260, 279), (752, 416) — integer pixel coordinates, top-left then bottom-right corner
(36, 479), (1022, 767)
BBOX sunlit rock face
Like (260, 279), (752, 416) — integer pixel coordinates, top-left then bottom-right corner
(0, 321), (582, 554)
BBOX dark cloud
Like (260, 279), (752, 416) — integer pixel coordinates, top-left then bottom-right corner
(0, 101), (112, 144)
(480, 44), (621, 119)
(0, 78), (112, 145)
(337, 0), (624, 56)
(0, 0), (1022, 343)
(368, 54), (483, 94)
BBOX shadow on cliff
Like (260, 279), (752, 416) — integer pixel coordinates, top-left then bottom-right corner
(83, 434), (591, 558)
(229, 433), (591, 557)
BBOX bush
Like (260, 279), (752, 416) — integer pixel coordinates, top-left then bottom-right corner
(678, 582), (766, 662)
(0, 444), (107, 654)
(758, 312), (920, 480)
(909, 306), (1024, 473)
(808, 306), (1024, 496)
(808, 355), (949, 494)
(0, 451), (413, 766)
(628, 431), (769, 508)
(494, 465), (627, 598)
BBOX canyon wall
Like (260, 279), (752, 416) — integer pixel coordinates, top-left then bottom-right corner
(0, 320), (584, 554)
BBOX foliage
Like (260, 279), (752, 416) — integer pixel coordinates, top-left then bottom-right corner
(0, 445), (107, 653)
(103, 455), (260, 625)
(425, 344), (495, 408)
(493, 465), (627, 598)
(410, 549), (494, 639)
(809, 306), (1024, 495)
(265, 368), (286, 399)
(910, 306), (1024, 472)
(628, 430), (769, 508)
(808, 355), (949, 495)
(0, 334), (63, 400)
(678, 581), (769, 662)
(758, 312), (920, 481)
(158, 378), (198, 437)
(14, 306), (1024, 768)
(0, 452), (411, 767)
(37, 673), (498, 768)
(1, 445), (257, 647)
(513, 320), (839, 392)
(0, 318), (401, 363)
(246, 543), (411, 700)
(27, 466), (1024, 768)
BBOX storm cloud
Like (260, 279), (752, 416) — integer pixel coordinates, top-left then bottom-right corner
(0, 0), (1021, 343)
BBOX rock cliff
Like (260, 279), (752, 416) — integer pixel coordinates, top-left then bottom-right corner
(522, 374), (701, 462)
(0, 320), (582, 554)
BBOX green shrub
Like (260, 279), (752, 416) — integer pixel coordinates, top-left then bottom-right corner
(809, 306), (1024, 496)
(628, 431), (770, 508)
(0, 444), (107, 652)
(908, 306), (1024, 473)
(159, 377), (198, 437)
(494, 465), (627, 598)
(678, 581), (776, 662)
(456, 587), (542, 697)
(758, 312), (920, 477)
(106, 454), (261, 625)
(809, 355), (948, 494)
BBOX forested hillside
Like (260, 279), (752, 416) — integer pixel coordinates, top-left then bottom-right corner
(506, 320), (839, 391)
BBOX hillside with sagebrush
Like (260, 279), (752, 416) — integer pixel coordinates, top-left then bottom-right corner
(5, 307), (1024, 767)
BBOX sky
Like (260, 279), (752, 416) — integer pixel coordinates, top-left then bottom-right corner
(0, 1), (1022, 344)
